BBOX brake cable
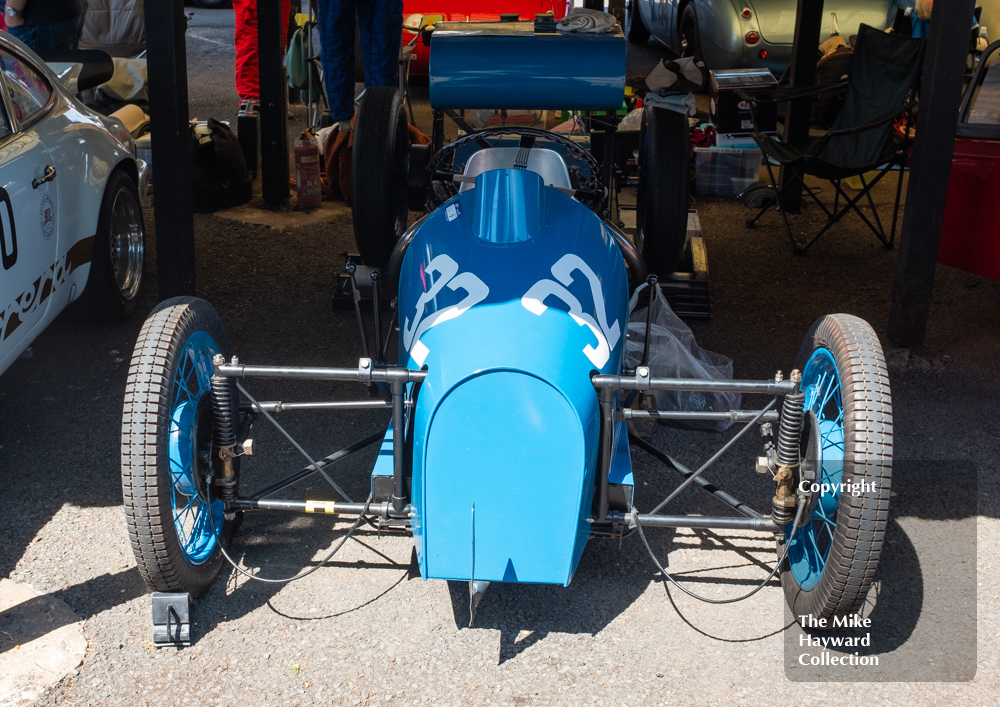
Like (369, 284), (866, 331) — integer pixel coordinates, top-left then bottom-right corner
(634, 501), (805, 605)
(202, 486), (373, 585)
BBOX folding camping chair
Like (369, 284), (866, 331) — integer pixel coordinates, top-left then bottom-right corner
(740, 24), (926, 254)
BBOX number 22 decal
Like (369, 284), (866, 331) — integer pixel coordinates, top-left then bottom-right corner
(0, 188), (17, 271)
(521, 254), (621, 368)
(404, 254), (489, 366)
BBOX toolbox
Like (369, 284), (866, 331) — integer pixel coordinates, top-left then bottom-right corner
(709, 68), (777, 142)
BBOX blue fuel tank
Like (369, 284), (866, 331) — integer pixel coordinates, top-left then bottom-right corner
(396, 169), (629, 585)
(429, 21), (626, 111)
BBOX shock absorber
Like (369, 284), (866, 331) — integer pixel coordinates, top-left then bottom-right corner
(772, 369), (804, 525)
(211, 354), (239, 501)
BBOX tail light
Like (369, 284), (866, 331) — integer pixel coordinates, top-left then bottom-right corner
(746, 31), (760, 45)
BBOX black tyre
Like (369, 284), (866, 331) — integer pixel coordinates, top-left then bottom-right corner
(352, 86), (409, 267)
(625, 0), (650, 44)
(636, 105), (690, 277)
(68, 169), (144, 320)
(679, 4), (707, 91)
(191, 0), (232, 9)
(781, 314), (893, 623)
(407, 143), (431, 212)
(122, 297), (239, 597)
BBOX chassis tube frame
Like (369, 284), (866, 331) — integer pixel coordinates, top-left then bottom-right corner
(391, 379), (406, 514)
(596, 386), (615, 522)
(629, 433), (764, 519)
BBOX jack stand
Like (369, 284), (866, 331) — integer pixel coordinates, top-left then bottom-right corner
(151, 592), (192, 647)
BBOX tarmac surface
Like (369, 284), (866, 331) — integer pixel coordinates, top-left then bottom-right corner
(1, 8), (998, 706)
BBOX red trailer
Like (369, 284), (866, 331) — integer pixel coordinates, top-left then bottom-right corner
(939, 43), (1000, 281)
(402, 1), (569, 76)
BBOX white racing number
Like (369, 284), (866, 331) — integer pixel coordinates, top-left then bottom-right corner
(521, 254), (621, 368)
(403, 254), (489, 366)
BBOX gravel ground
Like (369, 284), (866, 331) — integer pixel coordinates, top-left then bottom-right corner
(1, 9), (998, 706)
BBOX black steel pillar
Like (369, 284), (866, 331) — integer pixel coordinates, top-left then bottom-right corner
(778, 0), (824, 213)
(259, 0), (289, 208)
(146, 0), (195, 297)
(888, 0), (977, 347)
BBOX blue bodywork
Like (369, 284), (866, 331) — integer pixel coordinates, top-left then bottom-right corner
(429, 21), (626, 111)
(382, 168), (631, 585)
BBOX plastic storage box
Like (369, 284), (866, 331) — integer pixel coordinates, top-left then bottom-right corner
(693, 146), (763, 197)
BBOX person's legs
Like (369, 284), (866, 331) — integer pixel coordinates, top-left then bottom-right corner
(44, 16), (82, 51)
(317, 0), (357, 122)
(233, 0), (291, 103)
(6, 22), (38, 52)
(233, 0), (259, 101)
(356, 0), (402, 89)
(10, 16), (80, 53)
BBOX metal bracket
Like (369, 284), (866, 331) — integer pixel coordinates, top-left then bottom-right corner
(358, 358), (373, 384)
(151, 592), (191, 647)
(635, 365), (651, 390)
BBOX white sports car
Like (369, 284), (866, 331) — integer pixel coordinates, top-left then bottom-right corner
(0, 31), (148, 376)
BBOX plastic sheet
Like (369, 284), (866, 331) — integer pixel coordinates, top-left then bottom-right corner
(624, 283), (740, 433)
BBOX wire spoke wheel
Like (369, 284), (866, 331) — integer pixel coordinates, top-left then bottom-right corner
(122, 297), (239, 596)
(780, 314), (892, 623)
(168, 331), (224, 563)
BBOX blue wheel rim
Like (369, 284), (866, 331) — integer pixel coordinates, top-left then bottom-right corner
(786, 348), (845, 591)
(168, 330), (224, 564)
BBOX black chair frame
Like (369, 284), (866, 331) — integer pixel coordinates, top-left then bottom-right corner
(736, 25), (925, 255)
(739, 83), (915, 255)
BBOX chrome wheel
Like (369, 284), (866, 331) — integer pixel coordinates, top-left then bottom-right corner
(109, 186), (144, 301)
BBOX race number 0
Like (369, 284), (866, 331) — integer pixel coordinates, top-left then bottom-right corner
(0, 188), (16, 271)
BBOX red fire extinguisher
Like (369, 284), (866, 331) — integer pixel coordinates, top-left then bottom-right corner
(294, 133), (322, 209)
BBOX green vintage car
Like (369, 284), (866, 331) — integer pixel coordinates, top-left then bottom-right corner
(626, 0), (891, 75)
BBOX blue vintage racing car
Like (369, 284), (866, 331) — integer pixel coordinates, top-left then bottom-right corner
(120, 17), (891, 630)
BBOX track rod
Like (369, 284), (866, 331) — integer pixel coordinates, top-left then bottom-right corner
(216, 361), (426, 384)
(605, 512), (780, 533)
(239, 400), (393, 413)
(592, 374), (795, 395)
(228, 499), (398, 516)
(622, 409), (779, 422)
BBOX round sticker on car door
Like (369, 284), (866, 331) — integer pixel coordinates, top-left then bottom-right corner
(40, 194), (54, 239)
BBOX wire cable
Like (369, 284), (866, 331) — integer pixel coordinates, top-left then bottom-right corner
(206, 492), (373, 585)
(635, 502), (804, 605)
